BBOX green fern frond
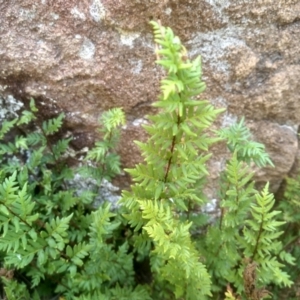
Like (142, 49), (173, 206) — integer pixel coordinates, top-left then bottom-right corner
(242, 184), (293, 287)
(42, 113), (64, 135)
(219, 117), (274, 167)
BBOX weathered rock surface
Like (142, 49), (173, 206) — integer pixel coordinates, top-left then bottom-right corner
(249, 121), (298, 191)
(0, 0), (300, 193)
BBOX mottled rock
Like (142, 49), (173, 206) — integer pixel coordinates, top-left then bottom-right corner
(0, 0), (300, 195)
(249, 121), (299, 191)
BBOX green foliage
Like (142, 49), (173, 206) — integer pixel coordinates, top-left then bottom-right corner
(218, 117), (274, 168)
(120, 19), (226, 299)
(0, 100), (141, 299)
(1, 277), (32, 300)
(0, 21), (296, 300)
(271, 174), (300, 299)
(80, 107), (125, 183)
(120, 21), (292, 299)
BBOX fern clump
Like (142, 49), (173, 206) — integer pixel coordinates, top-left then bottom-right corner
(0, 21), (295, 300)
(0, 100), (147, 299)
(120, 21), (292, 300)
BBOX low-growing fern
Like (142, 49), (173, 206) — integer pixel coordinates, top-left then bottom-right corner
(0, 100), (137, 299)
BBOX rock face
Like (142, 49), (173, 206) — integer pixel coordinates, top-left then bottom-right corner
(0, 0), (300, 193)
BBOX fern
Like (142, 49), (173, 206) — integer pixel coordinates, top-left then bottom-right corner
(1, 277), (31, 300)
(0, 21), (296, 300)
(0, 99), (130, 299)
(0, 119), (17, 140)
(219, 117), (274, 167)
(120, 20), (225, 298)
(243, 184), (292, 286)
(42, 113), (64, 136)
(16, 98), (36, 125)
(270, 174), (300, 299)
(80, 107), (125, 183)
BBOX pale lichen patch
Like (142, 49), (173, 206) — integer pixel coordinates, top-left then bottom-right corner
(71, 6), (86, 21)
(0, 85), (7, 92)
(165, 7), (172, 15)
(50, 13), (59, 20)
(211, 96), (227, 107)
(203, 198), (218, 213)
(132, 118), (148, 127)
(188, 27), (245, 75)
(206, 0), (230, 11)
(19, 7), (36, 21)
(89, 0), (106, 22)
(69, 174), (121, 209)
(120, 32), (140, 48)
(0, 95), (24, 121)
(222, 112), (238, 128)
(130, 59), (143, 74)
(204, 0), (232, 25)
(79, 38), (96, 60)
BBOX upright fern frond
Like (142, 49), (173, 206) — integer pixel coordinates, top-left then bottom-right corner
(120, 21), (226, 298)
(243, 184), (293, 288)
(42, 113), (65, 136)
(219, 117), (274, 167)
(81, 107), (125, 183)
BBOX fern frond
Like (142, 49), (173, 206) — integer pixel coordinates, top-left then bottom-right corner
(219, 117), (274, 167)
(99, 107), (125, 135)
(42, 113), (64, 135)
(0, 119), (18, 140)
(243, 184), (293, 287)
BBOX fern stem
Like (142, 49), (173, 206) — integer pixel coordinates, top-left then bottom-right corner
(0, 201), (32, 229)
(251, 215), (264, 261)
(186, 198), (192, 220)
(163, 111), (181, 183)
(97, 129), (113, 179)
(219, 207), (225, 230)
(39, 123), (68, 190)
(219, 181), (230, 230)
(163, 135), (176, 183)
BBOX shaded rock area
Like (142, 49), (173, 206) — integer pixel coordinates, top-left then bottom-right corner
(0, 0), (300, 196)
